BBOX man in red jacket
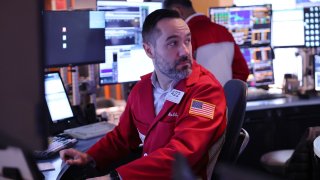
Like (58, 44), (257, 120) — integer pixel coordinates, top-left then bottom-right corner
(163, 0), (249, 86)
(60, 9), (226, 180)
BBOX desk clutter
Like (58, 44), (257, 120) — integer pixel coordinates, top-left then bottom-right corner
(33, 134), (77, 160)
(247, 87), (287, 101)
(96, 104), (125, 126)
(34, 103), (124, 160)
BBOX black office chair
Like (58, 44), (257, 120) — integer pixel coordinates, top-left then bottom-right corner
(171, 80), (249, 180)
(217, 79), (249, 164)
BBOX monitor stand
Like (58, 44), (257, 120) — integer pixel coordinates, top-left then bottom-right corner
(0, 145), (44, 180)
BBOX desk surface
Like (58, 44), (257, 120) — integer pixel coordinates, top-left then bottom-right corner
(246, 95), (320, 111)
(314, 136), (320, 158)
(95, 95), (320, 113)
(38, 136), (102, 180)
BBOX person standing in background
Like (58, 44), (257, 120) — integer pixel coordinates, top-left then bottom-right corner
(163, 0), (250, 86)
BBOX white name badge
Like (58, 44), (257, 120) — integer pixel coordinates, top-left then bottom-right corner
(166, 89), (184, 104)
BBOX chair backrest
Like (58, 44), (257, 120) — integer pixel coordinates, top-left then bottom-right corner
(217, 79), (248, 164)
(285, 126), (320, 180)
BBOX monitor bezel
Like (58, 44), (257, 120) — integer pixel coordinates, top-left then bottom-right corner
(43, 10), (106, 68)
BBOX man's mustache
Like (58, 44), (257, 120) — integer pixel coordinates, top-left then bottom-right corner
(178, 55), (191, 63)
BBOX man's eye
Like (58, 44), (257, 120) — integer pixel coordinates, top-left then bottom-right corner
(168, 41), (177, 47)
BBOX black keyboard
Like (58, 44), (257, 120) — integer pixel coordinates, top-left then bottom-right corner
(247, 93), (287, 101)
(34, 134), (77, 160)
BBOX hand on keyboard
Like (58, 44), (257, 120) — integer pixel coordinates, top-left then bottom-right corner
(34, 134), (77, 160)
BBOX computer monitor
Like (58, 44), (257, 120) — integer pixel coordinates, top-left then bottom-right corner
(240, 46), (274, 87)
(314, 55), (320, 91)
(209, 4), (272, 47)
(96, 1), (161, 85)
(303, 6), (320, 47)
(272, 8), (305, 48)
(0, 0), (48, 151)
(44, 72), (77, 135)
(45, 72), (74, 123)
(43, 10), (106, 68)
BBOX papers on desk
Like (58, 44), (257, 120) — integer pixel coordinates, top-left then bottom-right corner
(64, 121), (115, 140)
(37, 162), (55, 172)
(96, 106), (124, 125)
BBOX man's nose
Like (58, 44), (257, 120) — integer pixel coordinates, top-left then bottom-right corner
(179, 43), (190, 56)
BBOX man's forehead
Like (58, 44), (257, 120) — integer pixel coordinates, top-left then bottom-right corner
(156, 18), (190, 36)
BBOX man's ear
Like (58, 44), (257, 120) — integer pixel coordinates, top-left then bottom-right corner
(143, 42), (154, 59)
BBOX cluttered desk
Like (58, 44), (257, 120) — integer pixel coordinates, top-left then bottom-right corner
(246, 87), (287, 102)
(32, 72), (118, 179)
(34, 103), (121, 179)
(37, 134), (105, 179)
(35, 105), (122, 179)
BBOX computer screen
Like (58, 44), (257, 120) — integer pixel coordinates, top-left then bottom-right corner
(303, 6), (320, 47)
(314, 55), (320, 91)
(97, 1), (161, 85)
(45, 72), (74, 123)
(43, 10), (105, 68)
(272, 8), (305, 48)
(240, 46), (274, 87)
(209, 4), (272, 47)
(44, 72), (78, 135)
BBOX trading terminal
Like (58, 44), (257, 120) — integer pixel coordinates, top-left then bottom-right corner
(1, 0), (320, 179)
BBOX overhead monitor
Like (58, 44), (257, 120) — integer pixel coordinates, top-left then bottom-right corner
(272, 8), (305, 48)
(97, 1), (161, 85)
(209, 4), (272, 47)
(43, 10), (105, 68)
(240, 46), (274, 87)
(304, 6), (320, 47)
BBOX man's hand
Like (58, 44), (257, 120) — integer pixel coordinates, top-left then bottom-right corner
(60, 148), (94, 166)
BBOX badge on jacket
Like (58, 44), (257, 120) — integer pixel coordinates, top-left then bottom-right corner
(166, 89), (184, 104)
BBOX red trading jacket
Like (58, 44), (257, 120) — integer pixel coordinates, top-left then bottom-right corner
(87, 61), (227, 180)
(187, 14), (249, 83)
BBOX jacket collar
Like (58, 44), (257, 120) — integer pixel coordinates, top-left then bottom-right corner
(143, 60), (201, 136)
(185, 12), (205, 23)
(187, 14), (211, 27)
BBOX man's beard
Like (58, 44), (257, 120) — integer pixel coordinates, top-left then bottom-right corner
(154, 54), (192, 80)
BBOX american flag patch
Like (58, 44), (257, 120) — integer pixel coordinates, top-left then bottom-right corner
(189, 99), (215, 119)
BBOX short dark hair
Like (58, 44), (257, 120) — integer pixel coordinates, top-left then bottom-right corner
(142, 9), (180, 45)
(162, 0), (193, 9)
